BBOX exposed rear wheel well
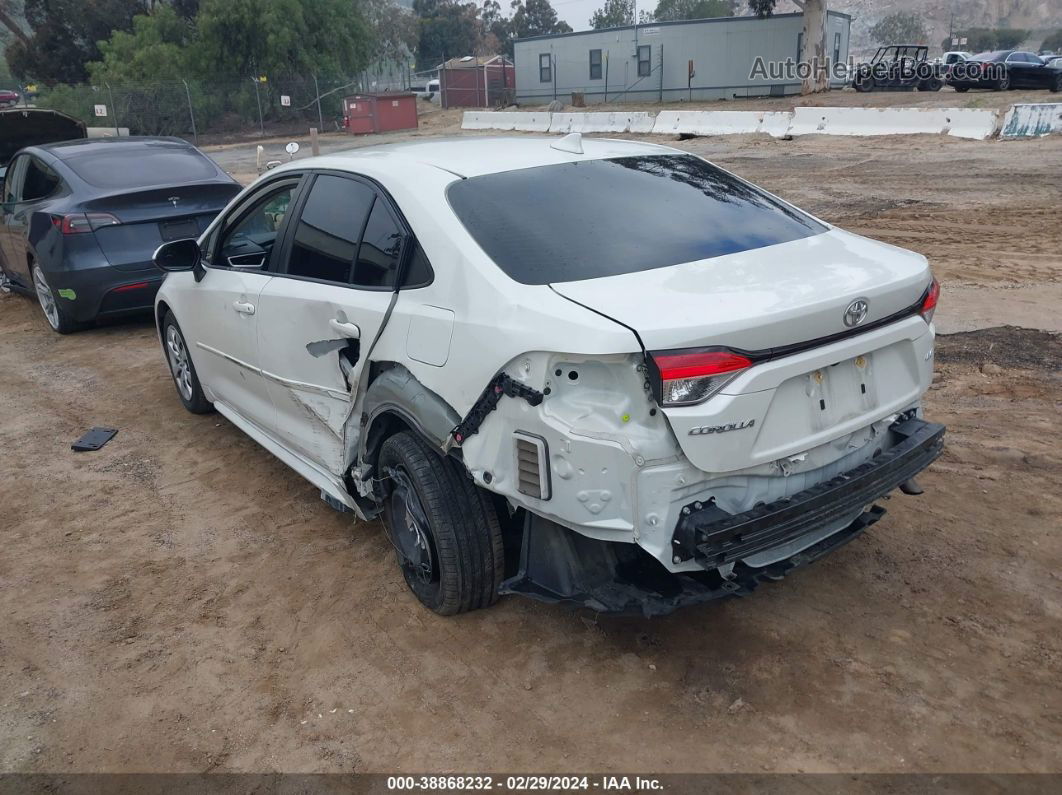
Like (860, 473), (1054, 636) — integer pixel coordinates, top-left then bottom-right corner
(155, 300), (171, 338)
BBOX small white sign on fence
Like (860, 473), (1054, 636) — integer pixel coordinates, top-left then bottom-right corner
(94, 104), (107, 117)
(280, 95), (291, 107)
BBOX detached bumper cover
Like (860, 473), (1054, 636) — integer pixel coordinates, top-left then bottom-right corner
(501, 418), (944, 616)
(674, 418), (946, 569)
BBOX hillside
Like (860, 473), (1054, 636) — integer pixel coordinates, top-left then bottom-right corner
(769, 0), (1062, 54)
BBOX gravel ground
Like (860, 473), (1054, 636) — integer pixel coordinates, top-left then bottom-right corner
(1, 109), (1060, 774)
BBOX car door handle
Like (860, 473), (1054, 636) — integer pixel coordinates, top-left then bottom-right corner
(328, 319), (360, 339)
(232, 300), (256, 315)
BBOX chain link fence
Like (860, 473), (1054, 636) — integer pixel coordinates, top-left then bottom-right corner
(28, 69), (419, 143)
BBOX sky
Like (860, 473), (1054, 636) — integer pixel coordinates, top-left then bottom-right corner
(552, 0), (662, 32)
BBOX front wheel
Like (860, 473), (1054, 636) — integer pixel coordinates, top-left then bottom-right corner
(33, 265), (84, 334)
(995, 74), (1011, 91)
(954, 85), (970, 93)
(162, 311), (212, 414)
(1052, 74), (1062, 93)
(379, 431), (504, 615)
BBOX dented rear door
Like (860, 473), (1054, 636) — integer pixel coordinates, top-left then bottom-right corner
(255, 173), (400, 475)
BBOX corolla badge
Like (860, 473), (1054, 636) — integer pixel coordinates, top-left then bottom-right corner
(843, 298), (869, 328)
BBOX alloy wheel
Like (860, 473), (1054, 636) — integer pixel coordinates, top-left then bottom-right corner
(33, 267), (60, 330)
(387, 467), (437, 587)
(166, 325), (194, 402)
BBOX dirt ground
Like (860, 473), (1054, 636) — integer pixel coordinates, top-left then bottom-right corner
(1, 118), (1060, 774)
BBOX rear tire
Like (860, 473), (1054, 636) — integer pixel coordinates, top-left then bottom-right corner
(162, 311), (212, 414)
(379, 431), (504, 616)
(1052, 74), (1062, 93)
(33, 265), (85, 334)
(954, 86), (970, 93)
(919, 78), (943, 92)
(853, 75), (873, 93)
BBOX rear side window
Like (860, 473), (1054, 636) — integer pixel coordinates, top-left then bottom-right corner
(64, 145), (217, 188)
(351, 198), (404, 288)
(21, 158), (60, 201)
(447, 154), (827, 285)
(288, 175), (375, 283)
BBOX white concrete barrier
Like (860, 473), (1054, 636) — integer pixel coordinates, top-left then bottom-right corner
(463, 106), (1010, 141)
(511, 112), (552, 132)
(1000, 103), (1062, 138)
(941, 109), (999, 140)
(652, 110), (766, 136)
(787, 107), (997, 140)
(461, 111), (516, 131)
(86, 126), (130, 137)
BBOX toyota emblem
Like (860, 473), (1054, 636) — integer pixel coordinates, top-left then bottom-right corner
(843, 298), (869, 328)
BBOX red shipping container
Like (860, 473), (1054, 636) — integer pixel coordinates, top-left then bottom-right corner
(343, 93), (418, 135)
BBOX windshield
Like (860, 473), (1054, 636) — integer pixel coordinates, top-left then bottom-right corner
(446, 154), (827, 285)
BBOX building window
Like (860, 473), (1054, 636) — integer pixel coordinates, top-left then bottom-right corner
(833, 32), (841, 63)
(539, 53), (551, 83)
(589, 49), (602, 80)
(637, 45), (651, 77)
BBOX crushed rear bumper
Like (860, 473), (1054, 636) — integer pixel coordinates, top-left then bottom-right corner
(673, 418), (946, 569)
(500, 417), (944, 616)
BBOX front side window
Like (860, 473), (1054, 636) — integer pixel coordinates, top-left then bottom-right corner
(539, 53), (551, 83)
(637, 45), (651, 77)
(447, 154), (827, 285)
(3, 155), (27, 203)
(215, 183), (296, 269)
(589, 49), (602, 80)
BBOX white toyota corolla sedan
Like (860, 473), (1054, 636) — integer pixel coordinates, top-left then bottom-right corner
(153, 135), (944, 616)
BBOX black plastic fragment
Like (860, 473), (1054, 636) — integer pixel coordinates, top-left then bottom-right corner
(448, 372), (544, 448)
(72, 427), (118, 452)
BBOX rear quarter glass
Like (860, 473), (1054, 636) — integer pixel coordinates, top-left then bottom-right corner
(446, 154), (826, 285)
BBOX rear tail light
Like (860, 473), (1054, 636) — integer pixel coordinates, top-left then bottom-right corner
(648, 349), (753, 407)
(51, 213), (121, 235)
(920, 278), (940, 324)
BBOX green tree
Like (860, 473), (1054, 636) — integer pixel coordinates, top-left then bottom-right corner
(87, 5), (192, 84)
(590, 0), (633, 30)
(510, 0), (571, 40)
(1042, 29), (1062, 52)
(6, 0), (152, 84)
(869, 12), (928, 45)
(194, 0), (371, 78)
(360, 0), (418, 64)
(995, 28), (1029, 49)
(651, 0), (733, 23)
(413, 0), (482, 68)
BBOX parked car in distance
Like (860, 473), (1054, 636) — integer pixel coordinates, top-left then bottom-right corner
(949, 50), (1062, 92)
(1, 136), (241, 333)
(938, 50), (972, 67)
(153, 136), (945, 617)
(0, 89), (19, 108)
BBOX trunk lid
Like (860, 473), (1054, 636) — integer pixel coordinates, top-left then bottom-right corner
(86, 183), (240, 271)
(549, 229), (931, 353)
(551, 229), (936, 474)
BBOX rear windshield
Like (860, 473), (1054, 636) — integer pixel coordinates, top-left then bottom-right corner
(447, 154), (826, 285)
(65, 145), (218, 189)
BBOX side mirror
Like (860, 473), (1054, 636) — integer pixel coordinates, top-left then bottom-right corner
(153, 238), (200, 272)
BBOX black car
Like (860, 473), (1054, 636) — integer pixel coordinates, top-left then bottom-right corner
(0, 137), (241, 333)
(949, 50), (1062, 92)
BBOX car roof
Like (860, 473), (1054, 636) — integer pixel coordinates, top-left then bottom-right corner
(37, 136), (196, 160)
(276, 136), (681, 179)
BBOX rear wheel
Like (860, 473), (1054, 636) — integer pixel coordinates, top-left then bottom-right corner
(954, 85), (970, 93)
(162, 311), (212, 414)
(33, 265), (84, 334)
(1052, 73), (1062, 93)
(853, 75), (874, 93)
(919, 78), (943, 92)
(379, 431), (504, 615)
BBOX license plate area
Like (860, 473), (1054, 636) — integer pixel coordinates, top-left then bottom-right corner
(808, 354), (875, 419)
(159, 219), (198, 242)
